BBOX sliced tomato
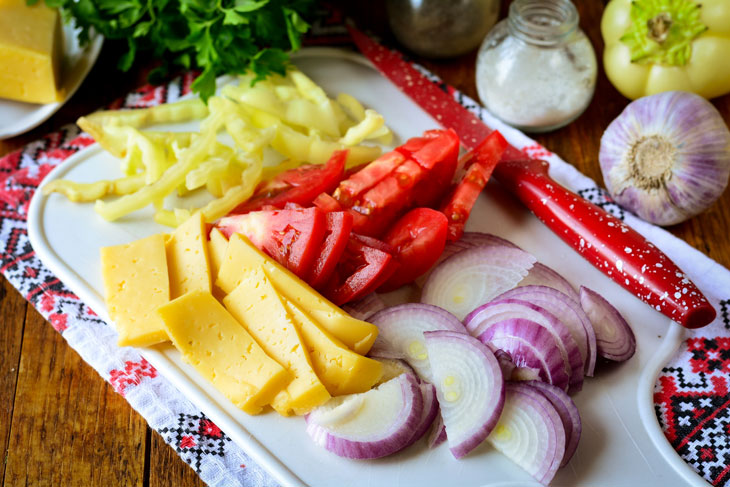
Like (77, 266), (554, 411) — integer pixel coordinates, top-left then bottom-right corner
(231, 150), (347, 214)
(308, 212), (354, 289)
(332, 151), (407, 207)
(395, 129), (443, 157)
(379, 208), (448, 291)
(440, 131), (508, 241)
(407, 129), (460, 171)
(323, 237), (398, 305)
(312, 192), (343, 212)
(216, 207), (327, 277)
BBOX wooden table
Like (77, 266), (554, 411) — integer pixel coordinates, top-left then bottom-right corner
(1, 1), (729, 485)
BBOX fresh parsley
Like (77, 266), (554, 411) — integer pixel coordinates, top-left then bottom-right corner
(32, 0), (318, 101)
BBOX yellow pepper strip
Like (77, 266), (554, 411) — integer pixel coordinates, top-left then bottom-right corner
(95, 114), (224, 221)
(42, 173), (147, 202)
(199, 156), (263, 223)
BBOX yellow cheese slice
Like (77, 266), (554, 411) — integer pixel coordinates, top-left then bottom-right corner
(223, 267), (330, 416)
(166, 212), (211, 299)
(207, 227), (228, 279)
(283, 297), (382, 396)
(207, 227), (228, 300)
(0, 0), (62, 103)
(100, 234), (170, 347)
(157, 291), (290, 415)
(217, 233), (378, 355)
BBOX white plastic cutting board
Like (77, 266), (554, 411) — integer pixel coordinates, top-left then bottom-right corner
(27, 49), (708, 487)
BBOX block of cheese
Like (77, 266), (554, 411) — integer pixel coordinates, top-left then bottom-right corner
(0, 0), (62, 103)
(283, 297), (382, 396)
(217, 233), (378, 355)
(100, 234), (170, 347)
(157, 291), (290, 415)
(166, 212), (211, 299)
(223, 267), (330, 416)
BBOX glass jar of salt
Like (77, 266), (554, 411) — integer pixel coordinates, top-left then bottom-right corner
(475, 0), (597, 133)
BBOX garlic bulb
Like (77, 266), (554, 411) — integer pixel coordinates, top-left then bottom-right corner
(599, 91), (730, 226)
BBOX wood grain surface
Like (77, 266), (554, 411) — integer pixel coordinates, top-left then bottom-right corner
(1, 1), (728, 485)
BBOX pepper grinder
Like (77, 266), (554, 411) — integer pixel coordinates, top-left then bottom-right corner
(386, 0), (500, 58)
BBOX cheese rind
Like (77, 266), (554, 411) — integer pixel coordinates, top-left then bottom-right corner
(100, 233), (170, 347)
(217, 233), (378, 354)
(157, 291), (290, 415)
(223, 267), (330, 416)
(0, 0), (62, 103)
(283, 298), (383, 396)
(166, 212), (212, 299)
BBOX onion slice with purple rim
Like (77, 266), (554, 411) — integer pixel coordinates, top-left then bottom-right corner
(369, 303), (466, 382)
(342, 293), (386, 321)
(477, 318), (571, 392)
(488, 382), (566, 485)
(496, 285), (597, 377)
(464, 298), (583, 393)
(526, 380), (581, 467)
(424, 330), (505, 459)
(427, 414), (447, 448)
(405, 383), (440, 447)
(305, 373), (423, 459)
(421, 246), (536, 320)
(518, 262), (580, 303)
(580, 286), (636, 362)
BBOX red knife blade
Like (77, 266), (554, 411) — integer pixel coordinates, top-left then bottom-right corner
(348, 24), (716, 329)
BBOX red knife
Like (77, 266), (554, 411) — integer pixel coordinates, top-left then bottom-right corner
(348, 25), (716, 329)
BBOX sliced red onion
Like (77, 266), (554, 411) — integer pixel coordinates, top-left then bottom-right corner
(427, 414), (447, 448)
(370, 357), (418, 385)
(477, 318), (571, 392)
(518, 262), (580, 303)
(488, 382), (566, 485)
(405, 383), (440, 447)
(525, 380), (581, 467)
(487, 343), (516, 379)
(305, 373), (423, 459)
(464, 299), (583, 393)
(342, 293), (386, 321)
(599, 91), (730, 226)
(417, 233), (523, 287)
(424, 330), (505, 459)
(496, 285), (597, 377)
(369, 303), (466, 382)
(580, 286), (636, 362)
(421, 246), (536, 320)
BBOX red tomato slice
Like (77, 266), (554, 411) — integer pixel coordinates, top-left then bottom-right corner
(394, 129), (443, 157)
(440, 131), (508, 241)
(216, 207), (327, 277)
(308, 212), (354, 290)
(312, 192), (343, 212)
(323, 237), (398, 305)
(379, 208), (448, 291)
(231, 150), (347, 214)
(407, 129), (460, 171)
(333, 151), (407, 207)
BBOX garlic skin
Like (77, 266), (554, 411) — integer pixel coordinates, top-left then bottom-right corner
(599, 91), (730, 226)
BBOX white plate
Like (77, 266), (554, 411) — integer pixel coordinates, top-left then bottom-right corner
(0, 22), (103, 139)
(28, 49), (707, 487)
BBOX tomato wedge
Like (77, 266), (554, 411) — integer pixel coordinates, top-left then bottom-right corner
(324, 237), (398, 305)
(231, 150), (347, 214)
(333, 151), (407, 207)
(440, 131), (508, 241)
(333, 129), (460, 237)
(379, 208), (448, 291)
(308, 212), (354, 289)
(216, 207), (327, 277)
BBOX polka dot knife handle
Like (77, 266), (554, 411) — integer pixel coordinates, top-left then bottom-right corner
(493, 159), (716, 329)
